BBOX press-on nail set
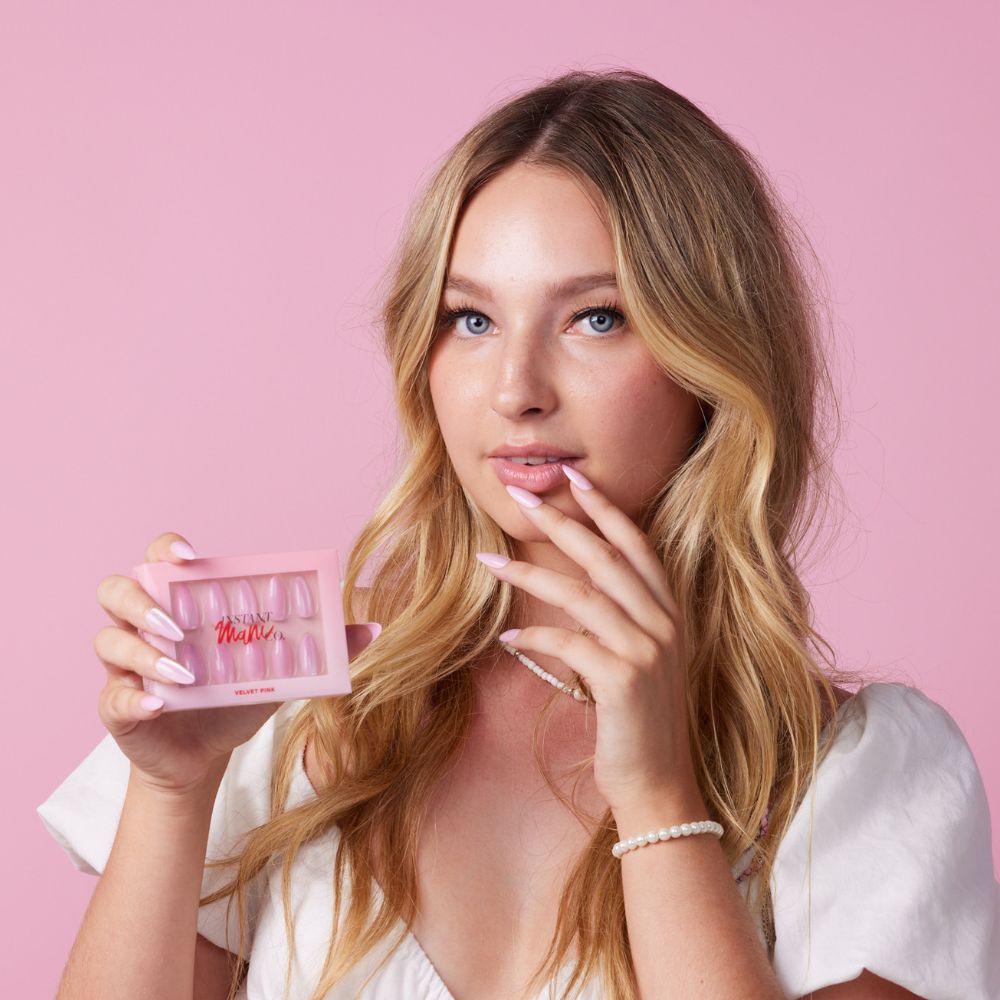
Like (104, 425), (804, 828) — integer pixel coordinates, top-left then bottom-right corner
(132, 548), (352, 711)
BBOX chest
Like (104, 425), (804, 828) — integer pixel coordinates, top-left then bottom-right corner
(307, 721), (605, 1000)
(402, 738), (606, 1000)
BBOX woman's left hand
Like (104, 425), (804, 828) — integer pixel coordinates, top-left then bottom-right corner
(476, 465), (703, 819)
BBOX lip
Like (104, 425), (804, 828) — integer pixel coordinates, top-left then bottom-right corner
(488, 442), (580, 459)
(488, 456), (578, 493)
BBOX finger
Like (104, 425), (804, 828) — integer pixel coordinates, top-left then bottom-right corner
(557, 467), (682, 620)
(503, 489), (673, 645)
(96, 574), (186, 642)
(500, 627), (628, 705)
(143, 531), (199, 564)
(478, 556), (644, 661)
(93, 625), (196, 686)
(346, 622), (382, 660)
(98, 679), (167, 735)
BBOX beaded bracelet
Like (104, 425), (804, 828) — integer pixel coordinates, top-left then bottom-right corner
(612, 820), (724, 858)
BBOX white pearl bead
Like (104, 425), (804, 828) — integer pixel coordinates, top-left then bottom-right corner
(669, 825), (681, 838)
(647, 830), (658, 844)
(657, 828), (671, 841)
(627, 837), (639, 848)
(681, 824), (691, 835)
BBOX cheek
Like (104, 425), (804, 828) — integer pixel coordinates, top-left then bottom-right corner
(603, 366), (682, 436)
(428, 358), (479, 453)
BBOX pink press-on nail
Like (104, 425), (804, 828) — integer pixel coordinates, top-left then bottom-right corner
(505, 484), (543, 508)
(177, 641), (207, 685)
(144, 607), (185, 642)
(241, 643), (266, 681)
(270, 635), (294, 677)
(560, 463), (593, 490)
(173, 583), (201, 629)
(211, 645), (236, 685)
(266, 575), (290, 621)
(204, 580), (229, 626)
(291, 576), (315, 618)
(233, 579), (258, 616)
(298, 632), (320, 675)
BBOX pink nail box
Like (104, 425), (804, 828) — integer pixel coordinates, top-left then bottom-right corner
(132, 548), (352, 711)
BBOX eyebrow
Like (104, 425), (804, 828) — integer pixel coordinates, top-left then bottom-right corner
(443, 271), (618, 302)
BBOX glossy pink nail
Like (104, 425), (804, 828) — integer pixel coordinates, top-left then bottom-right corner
(204, 581), (229, 625)
(476, 552), (510, 569)
(505, 484), (543, 508)
(266, 575), (290, 621)
(173, 583), (201, 629)
(292, 575), (315, 618)
(270, 636), (295, 677)
(211, 645), (236, 684)
(241, 643), (266, 681)
(233, 579), (258, 616)
(144, 606), (185, 642)
(177, 641), (207, 685)
(298, 633), (320, 675)
(560, 463), (593, 490)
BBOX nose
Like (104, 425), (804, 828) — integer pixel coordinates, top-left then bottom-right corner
(489, 329), (559, 420)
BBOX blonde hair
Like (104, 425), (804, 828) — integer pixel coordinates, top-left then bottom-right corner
(203, 67), (870, 1000)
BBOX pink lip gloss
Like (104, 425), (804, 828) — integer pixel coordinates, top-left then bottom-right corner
(132, 547), (352, 711)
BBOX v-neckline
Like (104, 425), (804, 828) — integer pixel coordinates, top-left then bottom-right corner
(292, 739), (581, 1000)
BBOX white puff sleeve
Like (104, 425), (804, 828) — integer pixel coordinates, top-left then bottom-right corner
(769, 682), (1000, 1000)
(36, 699), (309, 959)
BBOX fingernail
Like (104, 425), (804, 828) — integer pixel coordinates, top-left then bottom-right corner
(140, 694), (165, 711)
(299, 633), (320, 675)
(499, 628), (521, 642)
(233, 578), (258, 616)
(144, 607), (185, 641)
(169, 540), (198, 560)
(560, 463), (593, 490)
(176, 641), (207, 685)
(240, 643), (266, 681)
(364, 622), (382, 641)
(173, 583), (201, 629)
(155, 656), (197, 684)
(291, 575), (316, 618)
(204, 581), (229, 624)
(211, 645), (236, 684)
(505, 485), (543, 508)
(266, 575), (290, 621)
(476, 551), (510, 569)
(271, 636), (294, 677)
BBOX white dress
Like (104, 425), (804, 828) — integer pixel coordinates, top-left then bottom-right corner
(37, 682), (1000, 999)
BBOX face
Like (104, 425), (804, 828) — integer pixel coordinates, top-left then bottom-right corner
(427, 162), (704, 569)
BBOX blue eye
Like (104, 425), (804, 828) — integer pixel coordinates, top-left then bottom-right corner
(435, 300), (627, 339)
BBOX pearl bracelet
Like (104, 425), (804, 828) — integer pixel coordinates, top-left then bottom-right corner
(612, 820), (724, 857)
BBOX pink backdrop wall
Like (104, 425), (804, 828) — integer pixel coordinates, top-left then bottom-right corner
(4, 2), (996, 992)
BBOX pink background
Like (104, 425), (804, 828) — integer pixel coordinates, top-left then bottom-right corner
(3, 2), (996, 992)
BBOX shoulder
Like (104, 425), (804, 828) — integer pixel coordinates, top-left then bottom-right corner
(820, 681), (978, 773)
(769, 682), (1000, 998)
(794, 681), (988, 833)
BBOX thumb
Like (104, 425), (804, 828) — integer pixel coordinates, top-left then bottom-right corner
(345, 622), (382, 660)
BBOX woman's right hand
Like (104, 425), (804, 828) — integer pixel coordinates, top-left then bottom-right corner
(93, 531), (380, 795)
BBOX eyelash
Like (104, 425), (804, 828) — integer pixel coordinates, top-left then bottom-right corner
(435, 299), (627, 338)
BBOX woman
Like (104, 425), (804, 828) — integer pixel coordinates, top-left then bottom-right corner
(38, 69), (998, 1000)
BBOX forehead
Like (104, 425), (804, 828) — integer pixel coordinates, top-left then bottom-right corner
(445, 166), (616, 296)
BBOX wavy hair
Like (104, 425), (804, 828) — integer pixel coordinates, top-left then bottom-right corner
(202, 67), (870, 1000)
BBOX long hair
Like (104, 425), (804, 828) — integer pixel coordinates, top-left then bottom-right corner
(202, 67), (870, 1000)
